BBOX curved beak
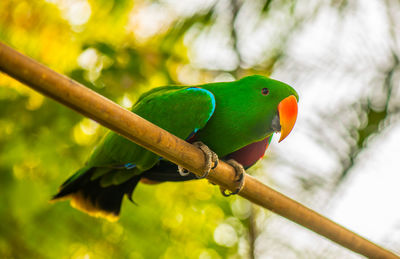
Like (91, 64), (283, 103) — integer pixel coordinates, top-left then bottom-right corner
(278, 95), (298, 142)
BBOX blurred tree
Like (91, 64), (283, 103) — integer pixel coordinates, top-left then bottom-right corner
(1, 0), (399, 258)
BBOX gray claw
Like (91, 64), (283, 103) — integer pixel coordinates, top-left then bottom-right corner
(178, 166), (191, 176)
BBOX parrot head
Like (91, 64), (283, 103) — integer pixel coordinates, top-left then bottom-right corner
(234, 75), (299, 143)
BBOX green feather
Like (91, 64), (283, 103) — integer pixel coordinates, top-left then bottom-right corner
(87, 86), (216, 169)
(197, 75), (298, 155)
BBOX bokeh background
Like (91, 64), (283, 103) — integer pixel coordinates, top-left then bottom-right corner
(1, 0), (400, 258)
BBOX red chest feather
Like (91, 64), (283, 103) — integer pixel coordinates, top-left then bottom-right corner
(226, 136), (271, 169)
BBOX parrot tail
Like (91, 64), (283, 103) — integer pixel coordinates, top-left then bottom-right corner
(51, 166), (141, 221)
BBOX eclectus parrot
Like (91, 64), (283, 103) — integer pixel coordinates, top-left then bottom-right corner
(52, 75), (298, 221)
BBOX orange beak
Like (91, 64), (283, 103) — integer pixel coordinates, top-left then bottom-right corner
(278, 95), (298, 142)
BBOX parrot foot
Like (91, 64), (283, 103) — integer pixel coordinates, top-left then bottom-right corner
(220, 159), (245, 197)
(177, 141), (218, 179)
(193, 141), (219, 178)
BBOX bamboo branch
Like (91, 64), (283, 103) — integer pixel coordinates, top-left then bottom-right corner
(0, 42), (398, 258)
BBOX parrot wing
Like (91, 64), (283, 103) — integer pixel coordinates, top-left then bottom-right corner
(88, 86), (216, 170)
(52, 86), (216, 220)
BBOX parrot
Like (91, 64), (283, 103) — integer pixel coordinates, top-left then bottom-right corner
(52, 75), (298, 221)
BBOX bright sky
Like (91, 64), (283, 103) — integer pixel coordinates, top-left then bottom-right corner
(267, 0), (400, 257)
(330, 121), (400, 244)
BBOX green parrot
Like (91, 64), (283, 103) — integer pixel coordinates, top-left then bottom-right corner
(52, 75), (298, 221)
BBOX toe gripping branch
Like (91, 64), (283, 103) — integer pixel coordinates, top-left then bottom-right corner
(220, 159), (245, 197)
(178, 142), (245, 197)
(178, 141), (218, 178)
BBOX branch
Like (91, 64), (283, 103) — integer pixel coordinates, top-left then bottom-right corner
(0, 41), (398, 259)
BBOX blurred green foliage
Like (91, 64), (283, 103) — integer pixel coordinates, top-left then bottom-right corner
(0, 0), (257, 258)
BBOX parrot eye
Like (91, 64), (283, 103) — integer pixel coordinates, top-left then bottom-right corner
(261, 88), (269, 95)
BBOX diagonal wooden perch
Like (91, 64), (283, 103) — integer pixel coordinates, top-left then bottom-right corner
(0, 41), (398, 258)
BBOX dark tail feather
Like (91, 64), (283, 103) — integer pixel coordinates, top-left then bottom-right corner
(52, 167), (141, 221)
